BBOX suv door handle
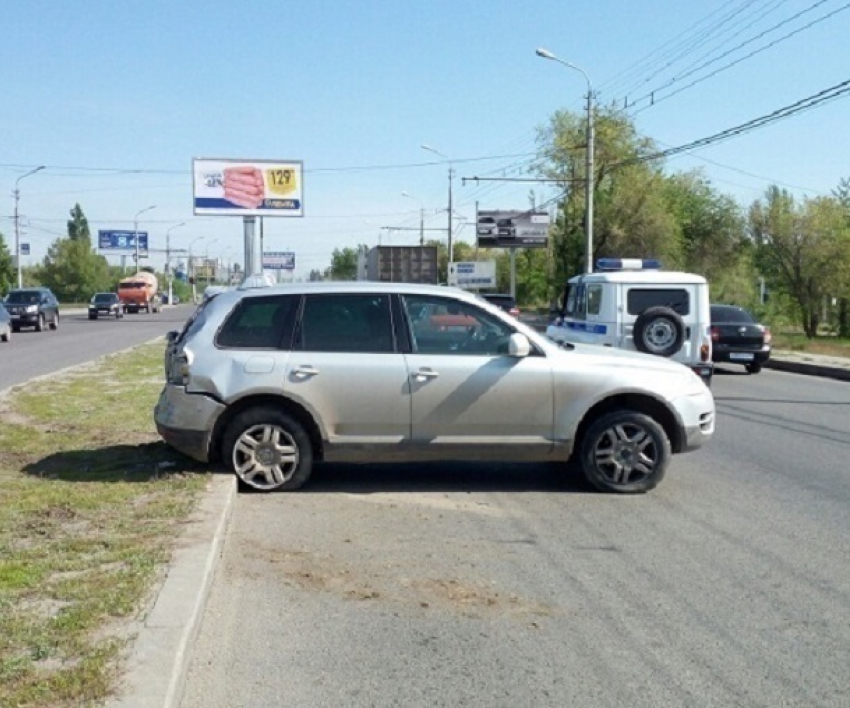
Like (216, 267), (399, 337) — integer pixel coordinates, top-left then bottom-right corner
(412, 368), (439, 382)
(293, 365), (319, 378)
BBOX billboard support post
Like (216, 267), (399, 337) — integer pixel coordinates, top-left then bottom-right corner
(243, 217), (258, 277)
(510, 248), (517, 299)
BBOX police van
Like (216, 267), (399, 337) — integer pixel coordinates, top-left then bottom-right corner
(546, 258), (714, 385)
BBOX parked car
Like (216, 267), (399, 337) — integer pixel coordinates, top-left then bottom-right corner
(481, 293), (520, 317)
(0, 305), (11, 342)
(88, 292), (123, 320)
(710, 304), (771, 374)
(3, 287), (59, 332)
(156, 281), (715, 495)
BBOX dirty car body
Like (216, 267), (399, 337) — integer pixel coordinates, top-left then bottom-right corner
(155, 282), (715, 494)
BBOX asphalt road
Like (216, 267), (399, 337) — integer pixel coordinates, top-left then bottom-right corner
(0, 305), (195, 392)
(181, 367), (850, 708)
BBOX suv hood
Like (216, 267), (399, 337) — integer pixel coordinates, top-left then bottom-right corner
(549, 340), (695, 376)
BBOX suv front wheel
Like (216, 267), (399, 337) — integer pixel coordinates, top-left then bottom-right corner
(222, 407), (313, 492)
(579, 410), (671, 494)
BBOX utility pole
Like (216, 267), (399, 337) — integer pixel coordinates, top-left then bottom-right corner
(13, 166), (45, 288)
(133, 205), (156, 272)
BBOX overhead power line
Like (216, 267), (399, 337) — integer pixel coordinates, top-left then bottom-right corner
(631, 77), (850, 163)
(632, 0), (850, 112)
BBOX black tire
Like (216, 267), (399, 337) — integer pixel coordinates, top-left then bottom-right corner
(1, 329), (9, 342)
(35, 314), (45, 332)
(11, 324), (20, 333)
(89, 313), (97, 320)
(221, 407), (313, 492)
(579, 410), (671, 494)
(746, 362), (762, 374)
(633, 306), (685, 357)
(49, 313), (58, 330)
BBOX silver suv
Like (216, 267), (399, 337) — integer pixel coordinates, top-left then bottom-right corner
(155, 282), (714, 494)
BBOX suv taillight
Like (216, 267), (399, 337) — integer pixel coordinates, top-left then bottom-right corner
(710, 325), (719, 342)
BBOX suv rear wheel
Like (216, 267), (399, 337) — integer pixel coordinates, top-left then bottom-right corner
(579, 410), (670, 494)
(633, 306), (685, 357)
(222, 407), (313, 492)
(49, 313), (58, 330)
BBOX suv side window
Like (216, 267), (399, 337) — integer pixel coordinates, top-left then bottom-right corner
(296, 294), (394, 353)
(402, 295), (514, 356)
(627, 289), (690, 316)
(216, 295), (299, 349)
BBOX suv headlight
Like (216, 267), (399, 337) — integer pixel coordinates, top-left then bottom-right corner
(26, 305), (38, 313)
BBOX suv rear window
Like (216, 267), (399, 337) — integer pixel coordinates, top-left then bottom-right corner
(216, 295), (299, 349)
(627, 289), (690, 316)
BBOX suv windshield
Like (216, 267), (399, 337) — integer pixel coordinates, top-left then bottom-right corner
(5, 291), (40, 304)
(93, 293), (117, 303)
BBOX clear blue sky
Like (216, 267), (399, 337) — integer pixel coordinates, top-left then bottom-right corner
(2, 0), (848, 276)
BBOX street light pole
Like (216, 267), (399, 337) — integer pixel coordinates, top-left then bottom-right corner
(133, 205), (156, 272)
(536, 47), (595, 274)
(13, 165), (45, 288)
(421, 144), (454, 267)
(165, 222), (186, 306)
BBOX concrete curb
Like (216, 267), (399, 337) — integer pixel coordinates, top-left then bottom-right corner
(107, 473), (236, 708)
(763, 358), (850, 382)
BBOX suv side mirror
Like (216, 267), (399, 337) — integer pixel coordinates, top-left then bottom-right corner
(166, 330), (178, 344)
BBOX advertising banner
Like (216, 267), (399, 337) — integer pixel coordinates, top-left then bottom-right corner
(448, 261), (496, 289)
(193, 158), (304, 217)
(263, 251), (296, 270)
(476, 210), (550, 248)
(98, 230), (149, 254)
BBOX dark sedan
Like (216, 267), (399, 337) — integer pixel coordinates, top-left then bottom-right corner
(710, 304), (771, 374)
(88, 292), (123, 320)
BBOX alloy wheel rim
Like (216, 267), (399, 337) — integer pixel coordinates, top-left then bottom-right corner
(593, 422), (657, 486)
(645, 320), (676, 352)
(233, 424), (299, 490)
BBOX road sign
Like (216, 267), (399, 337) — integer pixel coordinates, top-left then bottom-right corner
(448, 261), (496, 289)
(262, 251), (295, 270)
(98, 230), (149, 254)
(20, 243), (30, 256)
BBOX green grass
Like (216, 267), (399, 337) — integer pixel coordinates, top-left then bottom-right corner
(771, 332), (850, 358)
(0, 340), (207, 707)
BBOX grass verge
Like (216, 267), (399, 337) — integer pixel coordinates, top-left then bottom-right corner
(771, 333), (850, 358)
(0, 340), (207, 707)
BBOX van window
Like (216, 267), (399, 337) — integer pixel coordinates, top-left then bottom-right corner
(586, 284), (603, 316)
(626, 289), (690, 316)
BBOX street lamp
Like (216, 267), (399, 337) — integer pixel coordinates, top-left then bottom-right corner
(13, 165), (45, 288)
(165, 222), (186, 306)
(133, 205), (157, 271)
(421, 144), (454, 266)
(536, 47), (595, 274)
(401, 192), (425, 246)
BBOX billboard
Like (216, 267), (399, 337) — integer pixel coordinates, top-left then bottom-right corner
(98, 230), (149, 254)
(448, 261), (496, 289)
(476, 210), (550, 248)
(193, 158), (304, 217)
(262, 251), (295, 270)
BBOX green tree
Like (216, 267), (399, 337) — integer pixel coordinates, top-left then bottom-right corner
(535, 105), (682, 297)
(36, 204), (111, 301)
(0, 233), (13, 295)
(67, 203), (91, 241)
(326, 245), (367, 280)
(750, 186), (850, 337)
(662, 170), (752, 303)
